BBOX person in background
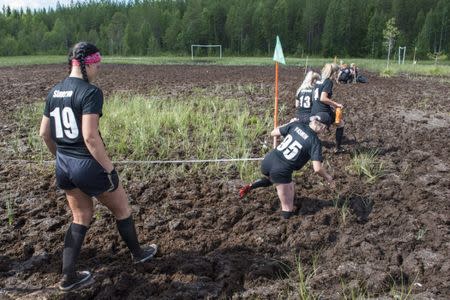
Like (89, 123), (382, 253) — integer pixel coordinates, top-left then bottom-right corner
(39, 42), (157, 292)
(350, 63), (358, 83)
(337, 63), (353, 84)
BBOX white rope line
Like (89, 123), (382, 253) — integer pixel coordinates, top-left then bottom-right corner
(0, 157), (263, 165)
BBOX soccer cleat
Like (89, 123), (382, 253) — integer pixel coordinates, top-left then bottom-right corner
(58, 270), (92, 292)
(133, 244), (158, 264)
(333, 146), (345, 154)
(239, 184), (252, 198)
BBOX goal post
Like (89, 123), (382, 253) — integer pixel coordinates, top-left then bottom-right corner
(398, 46), (406, 64)
(191, 44), (222, 60)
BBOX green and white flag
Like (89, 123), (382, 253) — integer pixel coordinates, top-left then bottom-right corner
(273, 35), (285, 64)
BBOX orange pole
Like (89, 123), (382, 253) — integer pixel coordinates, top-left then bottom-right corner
(273, 62), (279, 148)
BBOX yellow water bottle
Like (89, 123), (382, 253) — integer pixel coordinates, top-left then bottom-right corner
(335, 107), (342, 124)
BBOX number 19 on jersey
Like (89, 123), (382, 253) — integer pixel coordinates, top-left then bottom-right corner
(49, 107), (79, 139)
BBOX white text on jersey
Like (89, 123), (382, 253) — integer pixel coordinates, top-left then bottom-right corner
(294, 127), (309, 140)
(53, 90), (73, 98)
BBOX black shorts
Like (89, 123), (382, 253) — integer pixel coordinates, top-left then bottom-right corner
(314, 111), (335, 126)
(261, 151), (293, 184)
(56, 151), (116, 197)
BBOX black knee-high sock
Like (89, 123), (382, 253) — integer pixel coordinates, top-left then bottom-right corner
(251, 177), (273, 189)
(335, 127), (344, 148)
(116, 216), (142, 257)
(62, 223), (88, 276)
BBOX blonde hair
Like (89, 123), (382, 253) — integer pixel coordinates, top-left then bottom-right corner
(296, 71), (320, 96)
(321, 63), (340, 80)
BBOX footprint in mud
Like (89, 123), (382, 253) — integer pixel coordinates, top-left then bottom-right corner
(334, 195), (373, 223)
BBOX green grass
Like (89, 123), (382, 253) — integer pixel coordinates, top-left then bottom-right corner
(0, 55), (67, 66)
(389, 272), (417, 300)
(340, 278), (369, 299)
(6, 193), (14, 226)
(16, 90), (271, 181)
(1, 55), (449, 76)
(347, 149), (384, 183)
(100, 92), (270, 160)
(333, 196), (351, 226)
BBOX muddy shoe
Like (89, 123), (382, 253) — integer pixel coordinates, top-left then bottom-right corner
(58, 270), (92, 292)
(239, 184), (252, 198)
(133, 244), (158, 264)
(333, 146), (346, 154)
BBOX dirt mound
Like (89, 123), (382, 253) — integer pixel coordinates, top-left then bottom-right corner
(1, 64), (449, 298)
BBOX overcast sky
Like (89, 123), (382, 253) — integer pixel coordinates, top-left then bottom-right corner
(0, 0), (80, 10)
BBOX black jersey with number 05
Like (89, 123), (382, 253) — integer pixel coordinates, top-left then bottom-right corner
(44, 77), (103, 158)
(275, 121), (323, 170)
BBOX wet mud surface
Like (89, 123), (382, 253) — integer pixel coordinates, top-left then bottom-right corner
(0, 64), (449, 299)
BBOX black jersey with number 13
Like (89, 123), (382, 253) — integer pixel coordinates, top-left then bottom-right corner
(44, 77), (103, 158)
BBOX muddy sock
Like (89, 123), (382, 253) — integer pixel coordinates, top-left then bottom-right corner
(335, 127), (344, 148)
(62, 223), (88, 276)
(116, 216), (142, 257)
(281, 211), (294, 219)
(251, 177), (272, 189)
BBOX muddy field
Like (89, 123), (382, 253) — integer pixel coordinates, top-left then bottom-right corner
(0, 64), (449, 299)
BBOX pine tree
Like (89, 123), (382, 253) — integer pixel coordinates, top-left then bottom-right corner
(164, 11), (183, 52)
(366, 9), (386, 57)
(416, 9), (434, 58)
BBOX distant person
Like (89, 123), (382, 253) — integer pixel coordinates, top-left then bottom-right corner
(239, 117), (335, 219)
(311, 63), (346, 153)
(351, 63), (368, 83)
(350, 63), (358, 83)
(294, 70), (321, 123)
(337, 63), (353, 84)
(39, 42), (157, 292)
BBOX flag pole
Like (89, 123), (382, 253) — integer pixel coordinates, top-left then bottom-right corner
(273, 62), (279, 148)
(272, 35), (285, 148)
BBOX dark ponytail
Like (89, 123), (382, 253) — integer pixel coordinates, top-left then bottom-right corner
(68, 42), (100, 83)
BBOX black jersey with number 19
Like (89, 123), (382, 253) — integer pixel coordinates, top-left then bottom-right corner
(44, 77), (103, 158)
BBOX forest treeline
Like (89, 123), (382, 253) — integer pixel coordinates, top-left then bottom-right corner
(0, 0), (448, 59)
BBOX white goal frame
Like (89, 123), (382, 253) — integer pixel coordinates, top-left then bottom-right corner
(398, 46), (406, 64)
(191, 44), (222, 60)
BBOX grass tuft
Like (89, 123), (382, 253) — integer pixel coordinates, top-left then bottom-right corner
(6, 193), (14, 226)
(347, 149), (384, 183)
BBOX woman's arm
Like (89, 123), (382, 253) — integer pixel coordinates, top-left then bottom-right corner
(270, 127), (281, 137)
(82, 114), (114, 173)
(312, 160), (335, 188)
(39, 116), (56, 156)
(320, 91), (343, 109)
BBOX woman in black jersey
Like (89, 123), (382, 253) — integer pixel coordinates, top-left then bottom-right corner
(337, 63), (353, 84)
(239, 117), (335, 219)
(39, 42), (157, 291)
(311, 63), (345, 152)
(294, 70), (320, 123)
